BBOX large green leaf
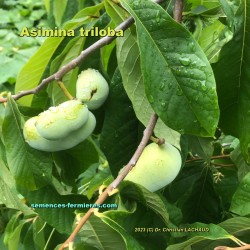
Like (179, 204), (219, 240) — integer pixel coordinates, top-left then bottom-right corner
(164, 163), (222, 223)
(77, 215), (128, 250)
(213, 0), (250, 161)
(103, 199), (169, 249)
(94, 211), (144, 249)
(192, 217), (250, 249)
(166, 223), (232, 250)
(120, 0), (219, 137)
(4, 212), (29, 250)
(230, 172), (250, 216)
(219, 217), (250, 234)
(23, 186), (91, 235)
(105, 0), (180, 149)
(15, 36), (65, 106)
(86, 166), (112, 199)
(0, 160), (35, 215)
(120, 182), (169, 225)
(231, 144), (250, 181)
(2, 97), (53, 190)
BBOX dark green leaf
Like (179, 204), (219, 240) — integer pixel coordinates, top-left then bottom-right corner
(231, 144), (250, 181)
(2, 97), (53, 190)
(0, 138), (7, 165)
(0, 160), (35, 216)
(53, 139), (99, 187)
(219, 217), (250, 234)
(95, 211), (144, 250)
(230, 172), (250, 216)
(120, 182), (169, 225)
(32, 217), (46, 249)
(213, 0), (250, 161)
(78, 215), (127, 250)
(61, 0), (80, 24)
(87, 166), (112, 199)
(164, 164), (222, 223)
(105, 0), (181, 148)
(187, 135), (214, 161)
(166, 223), (231, 250)
(23, 224), (36, 250)
(120, 0), (219, 136)
(23, 185), (91, 235)
(213, 166), (238, 211)
(219, 0), (239, 29)
(100, 68), (140, 176)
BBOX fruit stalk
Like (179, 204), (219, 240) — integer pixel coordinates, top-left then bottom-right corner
(57, 80), (74, 100)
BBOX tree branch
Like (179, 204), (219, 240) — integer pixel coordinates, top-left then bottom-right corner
(174, 0), (184, 23)
(59, 113), (158, 250)
(0, 16), (134, 103)
(212, 162), (235, 167)
(185, 154), (231, 163)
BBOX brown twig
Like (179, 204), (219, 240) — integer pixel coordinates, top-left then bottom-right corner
(211, 162), (235, 167)
(59, 113), (158, 249)
(173, 0), (184, 23)
(186, 154), (231, 163)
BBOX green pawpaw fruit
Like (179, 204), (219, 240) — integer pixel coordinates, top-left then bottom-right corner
(23, 116), (63, 152)
(35, 100), (89, 140)
(60, 111), (96, 149)
(124, 142), (182, 192)
(23, 112), (96, 152)
(76, 68), (109, 110)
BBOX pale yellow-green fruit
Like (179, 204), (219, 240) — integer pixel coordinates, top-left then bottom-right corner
(35, 100), (89, 140)
(23, 112), (96, 152)
(124, 143), (182, 192)
(76, 68), (109, 110)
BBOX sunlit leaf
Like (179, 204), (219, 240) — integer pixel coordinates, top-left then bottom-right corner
(120, 0), (219, 136)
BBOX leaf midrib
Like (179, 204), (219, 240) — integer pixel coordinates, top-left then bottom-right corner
(125, 3), (204, 128)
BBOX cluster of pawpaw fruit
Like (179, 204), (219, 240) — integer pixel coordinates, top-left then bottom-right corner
(23, 68), (182, 191)
(23, 69), (109, 152)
